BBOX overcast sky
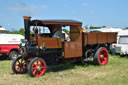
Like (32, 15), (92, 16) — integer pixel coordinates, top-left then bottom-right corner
(0, 0), (128, 30)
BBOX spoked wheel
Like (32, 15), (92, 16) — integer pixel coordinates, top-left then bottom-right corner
(12, 56), (28, 74)
(94, 47), (109, 66)
(28, 57), (47, 77)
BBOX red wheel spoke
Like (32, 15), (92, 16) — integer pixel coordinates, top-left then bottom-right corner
(33, 69), (37, 74)
(17, 60), (21, 64)
(36, 71), (39, 77)
(33, 63), (36, 67)
(39, 63), (42, 66)
(39, 70), (43, 73)
(32, 66), (37, 70)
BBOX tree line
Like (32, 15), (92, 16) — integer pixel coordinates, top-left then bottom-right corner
(1, 26), (128, 36)
(6, 28), (24, 35)
(5, 28), (69, 35)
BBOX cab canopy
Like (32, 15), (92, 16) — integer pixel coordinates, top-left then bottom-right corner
(24, 16), (82, 42)
(30, 19), (82, 26)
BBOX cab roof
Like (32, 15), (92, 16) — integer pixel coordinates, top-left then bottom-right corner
(30, 19), (82, 26)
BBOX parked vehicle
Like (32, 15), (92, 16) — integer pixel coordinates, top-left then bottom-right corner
(0, 27), (6, 32)
(88, 27), (123, 32)
(111, 30), (128, 56)
(12, 16), (117, 77)
(88, 27), (122, 54)
(0, 34), (24, 59)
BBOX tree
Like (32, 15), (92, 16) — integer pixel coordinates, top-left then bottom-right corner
(0, 25), (2, 28)
(62, 29), (69, 33)
(18, 28), (24, 35)
(125, 27), (128, 29)
(90, 26), (101, 29)
(7, 28), (24, 35)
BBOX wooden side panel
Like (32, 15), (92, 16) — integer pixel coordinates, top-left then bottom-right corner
(98, 32), (108, 44)
(83, 33), (88, 47)
(108, 32), (117, 43)
(64, 25), (82, 58)
(83, 32), (117, 46)
(37, 38), (62, 48)
(64, 41), (82, 58)
(87, 32), (97, 45)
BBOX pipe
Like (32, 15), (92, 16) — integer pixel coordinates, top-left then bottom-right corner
(23, 16), (31, 41)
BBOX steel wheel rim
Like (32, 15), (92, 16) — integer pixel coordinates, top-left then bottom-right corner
(15, 58), (27, 73)
(99, 48), (108, 65)
(31, 60), (46, 77)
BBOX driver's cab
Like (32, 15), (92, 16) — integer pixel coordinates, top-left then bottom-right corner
(31, 25), (69, 40)
(24, 16), (82, 58)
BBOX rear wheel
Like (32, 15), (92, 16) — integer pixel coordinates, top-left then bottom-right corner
(12, 56), (28, 74)
(28, 57), (47, 77)
(94, 47), (109, 66)
(9, 51), (18, 60)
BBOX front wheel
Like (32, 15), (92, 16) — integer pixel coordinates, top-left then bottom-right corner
(12, 56), (28, 74)
(28, 57), (47, 77)
(94, 47), (109, 66)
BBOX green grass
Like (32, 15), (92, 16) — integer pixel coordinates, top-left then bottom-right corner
(0, 54), (128, 85)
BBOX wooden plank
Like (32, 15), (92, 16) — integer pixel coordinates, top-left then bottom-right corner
(98, 32), (108, 44)
(37, 38), (62, 48)
(83, 32), (117, 46)
(87, 32), (97, 45)
(108, 32), (117, 43)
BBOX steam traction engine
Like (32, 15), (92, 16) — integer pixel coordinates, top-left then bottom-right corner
(12, 16), (117, 77)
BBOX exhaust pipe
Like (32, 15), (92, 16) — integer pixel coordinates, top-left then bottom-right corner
(23, 16), (31, 41)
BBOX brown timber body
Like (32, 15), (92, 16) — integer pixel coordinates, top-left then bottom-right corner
(23, 16), (117, 60)
(83, 32), (117, 46)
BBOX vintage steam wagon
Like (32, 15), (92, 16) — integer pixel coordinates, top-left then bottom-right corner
(12, 16), (117, 77)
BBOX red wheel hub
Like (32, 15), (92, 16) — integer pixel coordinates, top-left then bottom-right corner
(99, 48), (108, 65)
(31, 60), (46, 77)
(15, 58), (27, 73)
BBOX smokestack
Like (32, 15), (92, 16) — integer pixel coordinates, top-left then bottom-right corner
(23, 16), (31, 41)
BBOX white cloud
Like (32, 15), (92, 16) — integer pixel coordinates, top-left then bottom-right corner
(39, 5), (48, 9)
(8, 3), (48, 15)
(82, 2), (88, 7)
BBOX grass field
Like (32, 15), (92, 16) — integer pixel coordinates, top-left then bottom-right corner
(0, 54), (128, 85)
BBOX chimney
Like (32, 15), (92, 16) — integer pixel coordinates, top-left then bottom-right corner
(23, 16), (31, 41)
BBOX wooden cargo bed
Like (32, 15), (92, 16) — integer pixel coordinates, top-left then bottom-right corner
(83, 32), (117, 46)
